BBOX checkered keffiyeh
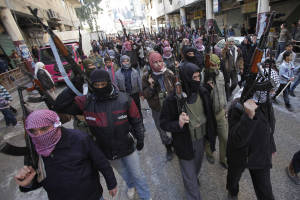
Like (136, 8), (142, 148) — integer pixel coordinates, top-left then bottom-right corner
(25, 109), (62, 157)
(253, 68), (280, 103)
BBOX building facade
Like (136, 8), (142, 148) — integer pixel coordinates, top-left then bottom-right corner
(142, 0), (300, 34)
(0, 0), (81, 90)
(0, 0), (81, 71)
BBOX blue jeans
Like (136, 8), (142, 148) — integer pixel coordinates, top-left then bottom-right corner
(1, 108), (16, 126)
(276, 42), (286, 59)
(290, 73), (300, 92)
(99, 196), (104, 200)
(110, 151), (151, 200)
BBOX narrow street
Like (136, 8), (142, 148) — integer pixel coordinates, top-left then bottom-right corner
(0, 84), (300, 200)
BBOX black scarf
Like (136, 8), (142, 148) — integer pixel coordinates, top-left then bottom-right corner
(180, 62), (201, 104)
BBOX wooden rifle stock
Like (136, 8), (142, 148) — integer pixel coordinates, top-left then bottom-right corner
(17, 87), (39, 170)
(174, 67), (186, 113)
(250, 49), (263, 74)
(205, 54), (211, 69)
(240, 11), (276, 103)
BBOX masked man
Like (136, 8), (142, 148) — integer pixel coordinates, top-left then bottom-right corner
(122, 41), (140, 70)
(142, 52), (176, 161)
(203, 54), (228, 169)
(115, 55), (143, 117)
(55, 69), (151, 200)
(226, 62), (279, 200)
(181, 46), (205, 72)
(162, 46), (176, 73)
(160, 62), (217, 200)
(15, 109), (117, 200)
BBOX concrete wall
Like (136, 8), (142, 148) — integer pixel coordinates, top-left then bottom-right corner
(271, 0), (300, 23)
(163, 0), (184, 14)
(147, 0), (202, 19)
(149, 0), (165, 19)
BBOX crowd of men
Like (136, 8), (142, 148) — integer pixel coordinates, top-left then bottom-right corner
(1, 19), (300, 200)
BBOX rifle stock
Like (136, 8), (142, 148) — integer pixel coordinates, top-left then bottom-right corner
(240, 11), (276, 103)
(18, 87), (39, 169)
(0, 87), (39, 170)
(174, 67), (186, 113)
(0, 142), (28, 156)
(250, 49), (263, 74)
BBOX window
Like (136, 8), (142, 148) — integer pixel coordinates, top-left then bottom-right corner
(40, 45), (73, 65)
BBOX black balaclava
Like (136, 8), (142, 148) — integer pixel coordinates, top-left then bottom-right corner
(180, 62), (201, 104)
(90, 69), (113, 99)
(183, 46), (198, 64)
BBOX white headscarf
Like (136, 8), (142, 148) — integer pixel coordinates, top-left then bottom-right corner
(34, 62), (54, 84)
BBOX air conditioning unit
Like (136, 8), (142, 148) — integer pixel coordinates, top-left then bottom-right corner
(47, 9), (60, 20)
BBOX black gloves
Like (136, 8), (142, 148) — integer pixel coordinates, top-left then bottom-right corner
(136, 141), (144, 151)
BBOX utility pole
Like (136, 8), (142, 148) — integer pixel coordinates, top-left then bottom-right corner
(256, 0), (270, 39)
(205, 0), (214, 29)
(163, 0), (170, 29)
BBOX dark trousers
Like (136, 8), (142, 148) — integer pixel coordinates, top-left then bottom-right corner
(292, 150), (300, 174)
(179, 139), (204, 200)
(224, 69), (238, 100)
(273, 83), (290, 106)
(227, 167), (274, 200)
(1, 108), (17, 126)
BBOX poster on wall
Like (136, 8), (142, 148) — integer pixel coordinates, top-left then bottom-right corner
(213, 0), (220, 13)
(18, 44), (31, 59)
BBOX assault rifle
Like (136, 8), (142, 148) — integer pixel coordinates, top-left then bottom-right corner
(119, 19), (129, 41)
(78, 26), (84, 63)
(0, 87), (39, 171)
(240, 11), (277, 103)
(28, 7), (92, 94)
(174, 65), (187, 113)
(19, 87), (39, 169)
(143, 24), (148, 39)
(172, 27), (179, 61)
(204, 24), (216, 70)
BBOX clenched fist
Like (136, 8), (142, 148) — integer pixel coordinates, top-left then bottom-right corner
(243, 99), (258, 119)
(179, 112), (190, 128)
(15, 166), (36, 187)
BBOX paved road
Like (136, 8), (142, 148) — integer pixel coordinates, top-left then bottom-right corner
(0, 85), (300, 200)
